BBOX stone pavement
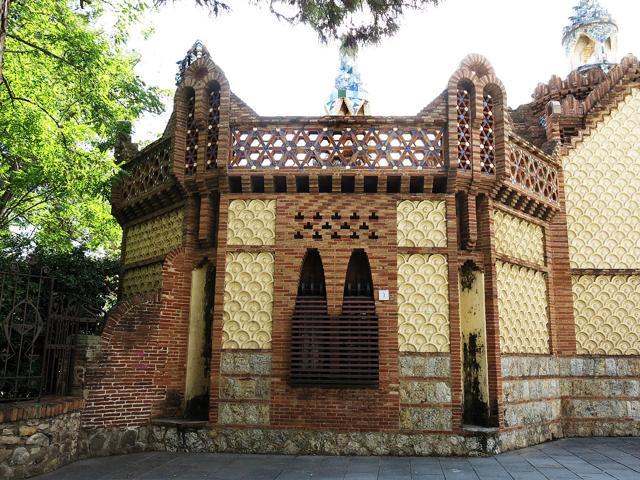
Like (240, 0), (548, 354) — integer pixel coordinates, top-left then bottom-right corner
(34, 437), (640, 480)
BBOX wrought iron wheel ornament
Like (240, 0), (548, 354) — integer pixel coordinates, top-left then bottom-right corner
(0, 269), (102, 401)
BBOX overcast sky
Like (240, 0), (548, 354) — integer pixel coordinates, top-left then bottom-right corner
(128, 0), (640, 142)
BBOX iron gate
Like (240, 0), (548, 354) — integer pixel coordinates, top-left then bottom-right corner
(0, 267), (101, 401)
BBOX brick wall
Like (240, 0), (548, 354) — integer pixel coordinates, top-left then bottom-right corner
(83, 248), (193, 428)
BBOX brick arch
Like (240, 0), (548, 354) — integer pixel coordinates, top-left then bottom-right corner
(177, 56), (231, 174)
(457, 53), (496, 79)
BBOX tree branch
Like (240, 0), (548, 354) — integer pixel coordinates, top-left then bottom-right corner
(2, 76), (69, 145)
(6, 33), (78, 67)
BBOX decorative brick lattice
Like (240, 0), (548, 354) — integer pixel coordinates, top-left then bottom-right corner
(493, 210), (545, 266)
(227, 200), (276, 246)
(497, 261), (550, 354)
(185, 91), (198, 175)
(565, 88), (640, 269)
(457, 89), (472, 171)
(230, 126), (444, 169)
(508, 146), (559, 203)
(480, 94), (495, 174)
(573, 275), (640, 355)
(123, 209), (184, 266)
(121, 263), (163, 297)
(397, 200), (447, 248)
(222, 252), (274, 349)
(397, 254), (450, 353)
(292, 210), (381, 241)
(207, 83), (221, 170)
(120, 138), (172, 203)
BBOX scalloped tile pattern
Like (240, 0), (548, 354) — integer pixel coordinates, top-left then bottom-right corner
(397, 254), (450, 352)
(494, 210), (545, 266)
(121, 263), (163, 297)
(222, 252), (274, 349)
(564, 88), (640, 269)
(123, 209), (184, 266)
(573, 275), (640, 355)
(497, 261), (550, 354)
(227, 200), (276, 246)
(397, 201), (447, 248)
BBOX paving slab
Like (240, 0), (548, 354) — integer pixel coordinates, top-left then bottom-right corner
(32, 437), (640, 480)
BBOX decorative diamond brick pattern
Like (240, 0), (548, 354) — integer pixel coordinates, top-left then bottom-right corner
(480, 94), (496, 174)
(206, 83), (221, 170)
(508, 145), (559, 203)
(456, 89), (472, 171)
(185, 91), (198, 175)
(120, 138), (172, 203)
(230, 126), (444, 169)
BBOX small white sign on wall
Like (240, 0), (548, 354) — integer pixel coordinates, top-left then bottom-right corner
(378, 290), (390, 301)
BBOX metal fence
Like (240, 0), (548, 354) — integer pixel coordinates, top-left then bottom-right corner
(0, 268), (102, 402)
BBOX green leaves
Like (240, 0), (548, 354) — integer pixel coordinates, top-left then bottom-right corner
(153, 0), (440, 47)
(0, 0), (162, 255)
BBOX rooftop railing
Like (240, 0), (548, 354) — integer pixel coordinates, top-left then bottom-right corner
(230, 125), (445, 170)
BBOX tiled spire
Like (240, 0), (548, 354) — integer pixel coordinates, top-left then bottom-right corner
(562, 0), (618, 72)
(325, 44), (369, 116)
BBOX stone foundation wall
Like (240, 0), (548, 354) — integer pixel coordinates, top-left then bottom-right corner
(560, 356), (640, 437)
(218, 351), (271, 426)
(399, 354), (452, 432)
(81, 424), (498, 457)
(0, 399), (84, 480)
(500, 356), (563, 450)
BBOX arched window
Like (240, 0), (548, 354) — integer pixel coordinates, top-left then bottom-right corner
(456, 82), (473, 171)
(339, 249), (379, 387)
(184, 87), (198, 175)
(480, 92), (495, 174)
(290, 249), (329, 386)
(290, 249), (378, 387)
(206, 81), (220, 170)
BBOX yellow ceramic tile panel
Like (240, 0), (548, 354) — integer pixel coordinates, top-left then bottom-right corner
(121, 263), (163, 297)
(397, 254), (450, 352)
(497, 261), (550, 354)
(493, 210), (545, 266)
(123, 209), (184, 265)
(222, 252), (274, 349)
(227, 200), (276, 246)
(397, 200), (447, 248)
(573, 275), (640, 355)
(564, 88), (640, 269)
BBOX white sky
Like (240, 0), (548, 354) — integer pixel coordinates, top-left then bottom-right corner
(129, 0), (640, 143)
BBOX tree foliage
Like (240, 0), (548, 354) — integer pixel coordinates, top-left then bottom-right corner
(0, 0), (163, 255)
(0, 239), (120, 316)
(156, 0), (441, 48)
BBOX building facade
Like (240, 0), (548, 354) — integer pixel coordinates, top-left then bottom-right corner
(82, 0), (640, 455)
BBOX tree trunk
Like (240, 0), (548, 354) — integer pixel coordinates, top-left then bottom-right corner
(0, 0), (10, 83)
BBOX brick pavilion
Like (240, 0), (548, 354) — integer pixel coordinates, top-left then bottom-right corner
(82, 0), (640, 455)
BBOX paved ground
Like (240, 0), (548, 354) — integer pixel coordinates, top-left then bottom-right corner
(35, 437), (640, 480)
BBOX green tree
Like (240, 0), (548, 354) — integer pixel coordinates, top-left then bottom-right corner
(155, 0), (441, 48)
(0, 0), (162, 254)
